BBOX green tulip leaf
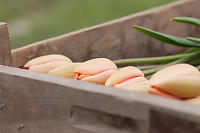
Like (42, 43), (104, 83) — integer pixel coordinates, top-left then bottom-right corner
(172, 17), (200, 27)
(187, 37), (200, 44)
(133, 25), (200, 47)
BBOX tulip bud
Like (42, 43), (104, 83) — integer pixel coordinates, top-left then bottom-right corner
(74, 58), (117, 84)
(23, 54), (72, 73)
(150, 64), (200, 99)
(105, 66), (149, 93)
(122, 79), (150, 93)
(185, 97), (200, 105)
(49, 63), (81, 78)
(149, 87), (180, 99)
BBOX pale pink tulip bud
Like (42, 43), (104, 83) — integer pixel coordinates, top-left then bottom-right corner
(149, 87), (180, 99)
(105, 66), (149, 93)
(23, 54), (72, 73)
(49, 63), (81, 79)
(122, 79), (150, 93)
(74, 58), (117, 84)
(185, 97), (200, 105)
(150, 64), (200, 99)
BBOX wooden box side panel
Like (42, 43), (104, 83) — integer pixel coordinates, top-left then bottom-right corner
(1, 66), (200, 133)
(0, 22), (11, 65)
(11, 0), (200, 67)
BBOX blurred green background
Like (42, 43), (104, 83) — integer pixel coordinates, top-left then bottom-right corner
(0, 0), (177, 49)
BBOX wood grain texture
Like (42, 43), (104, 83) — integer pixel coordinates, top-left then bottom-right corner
(1, 0), (200, 133)
(11, 0), (200, 67)
(0, 22), (12, 65)
(0, 65), (200, 133)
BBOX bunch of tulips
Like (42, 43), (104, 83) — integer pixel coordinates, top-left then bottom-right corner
(23, 17), (200, 105)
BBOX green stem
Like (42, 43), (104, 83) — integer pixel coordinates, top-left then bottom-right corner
(184, 48), (200, 53)
(146, 75), (153, 80)
(137, 65), (163, 71)
(187, 37), (200, 44)
(114, 53), (190, 66)
(143, 51), (200, 77)
(188, 58), (200, 66)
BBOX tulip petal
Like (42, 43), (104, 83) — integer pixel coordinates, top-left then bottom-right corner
(74, 58), (117, 75)
(118, 80), (150, 93)
(151, 64), (200, 86)
(75, 74), (90, 80)
(115, 76), (147, 88)
(149, 87), (180, 99)
(126, 85), (150, 93)
(29, 61), (69, 73)
(105, 66), (144, 87)
(24, 54), (72, 68)
(185, 97), (200, 105)
(82, 69), (116, 84)
(154, 76), (200, 99)
(49, 63), (81, 78)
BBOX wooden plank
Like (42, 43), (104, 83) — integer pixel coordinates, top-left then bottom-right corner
(0, 65), (200, 133)
(2, 0), (200, 133)
(11, 0), (200, 67)
(0, 22), (12, 66)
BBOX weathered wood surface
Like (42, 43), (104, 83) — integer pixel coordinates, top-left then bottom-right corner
(11, 0), (200, 67)
(0, 23), (11, 65)
(0, 0), (199, 133)
(0, 65), (200, 133)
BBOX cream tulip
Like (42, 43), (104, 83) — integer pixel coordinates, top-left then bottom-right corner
(106, 66), (149, 93)
(185, 97), (200, 105)
(49, 63), (81, 78)
(150, 64), (200, 99)
(23, 54), (72, 73)
(74, 58), (117, 84)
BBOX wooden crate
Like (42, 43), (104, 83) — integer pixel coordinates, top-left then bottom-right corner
(0, 0), (200, 133)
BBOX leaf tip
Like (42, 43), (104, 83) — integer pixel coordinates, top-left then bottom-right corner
(133, 25), (139, 28)
(186, 37), (195, 41)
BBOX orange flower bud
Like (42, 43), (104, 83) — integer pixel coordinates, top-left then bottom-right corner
(74, 58), (117, 84)
(23, 54), (72, 73)
(49, 63), (81, 79)
(150, 64), (200, 99)
(105, 66), (149, 93)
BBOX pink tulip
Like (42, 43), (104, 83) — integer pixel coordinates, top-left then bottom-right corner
(74, 58), (117, 84)
(106, 66), (149, 93)
(150, 64), (200, 99)
(185, 97), (200, 105)
(49, 63), (81, 78)
(24, 54), (72, 73)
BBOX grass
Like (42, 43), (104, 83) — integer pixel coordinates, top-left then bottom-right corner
(0, 0), (177, 49)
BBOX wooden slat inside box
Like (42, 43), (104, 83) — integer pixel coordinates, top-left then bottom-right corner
(0, 22), (11, 66)
(11, 0), (200, 68)
(0, 0), (200, 133)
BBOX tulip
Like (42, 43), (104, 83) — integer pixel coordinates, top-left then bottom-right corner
(49, 63), (81, 78)
(23, 54), (72, 73)
(149, 87), (180, 99)
(121, 79), (150, 93)
(74, 58), (117, 84)
(150, 64), (200, 99)
(105, 66), (149, 93)
(185, 97), (200, 105)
